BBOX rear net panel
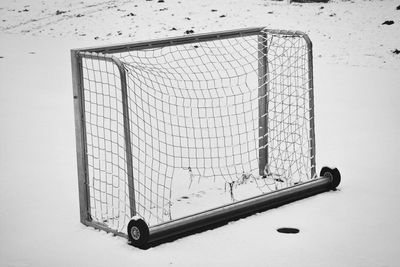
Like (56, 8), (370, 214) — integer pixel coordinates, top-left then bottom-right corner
(79, 28), (315, 232)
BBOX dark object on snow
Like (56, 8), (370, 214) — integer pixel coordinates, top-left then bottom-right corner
(55, 10), (67, 15)
(185, 29), (194, 34)
(219, 15), (226, 18)
(277, 228), (300, 234)
(392, 49), (400, 54)
(126, 13), (136, 17)
(382, 20), (394, 25)
(211, 9), (217, 12)
(170, 27), (177, 31)
(158, 0), (164, 2)
(396, 5), (400, 10)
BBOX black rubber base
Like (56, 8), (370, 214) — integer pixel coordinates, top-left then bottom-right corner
(144, 219), (231, 249)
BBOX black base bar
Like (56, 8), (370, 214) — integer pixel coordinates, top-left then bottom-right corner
(131, 173), (338, 247)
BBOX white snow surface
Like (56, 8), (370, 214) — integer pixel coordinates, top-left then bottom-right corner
(1, 0), (400, 266)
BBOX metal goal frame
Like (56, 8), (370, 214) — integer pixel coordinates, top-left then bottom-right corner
(71, 27), (339, 247)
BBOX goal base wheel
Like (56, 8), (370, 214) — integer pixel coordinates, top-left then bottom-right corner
(127, 218), (150, 248)
(320, 166), (341, 190)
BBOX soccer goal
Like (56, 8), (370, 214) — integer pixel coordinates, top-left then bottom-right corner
(71, 27), (340, 248)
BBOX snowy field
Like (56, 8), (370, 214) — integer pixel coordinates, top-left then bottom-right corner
(1, 0), (400, 266)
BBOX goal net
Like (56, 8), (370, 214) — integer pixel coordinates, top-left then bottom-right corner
(72, 27), (316, 235)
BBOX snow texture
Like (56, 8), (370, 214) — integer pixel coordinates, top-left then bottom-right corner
(0, 0), (400, 266)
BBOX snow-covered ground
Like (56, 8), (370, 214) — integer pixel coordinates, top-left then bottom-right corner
(1, 0), (400, 266)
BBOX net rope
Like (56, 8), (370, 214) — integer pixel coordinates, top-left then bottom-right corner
(80, 29), (315, 231)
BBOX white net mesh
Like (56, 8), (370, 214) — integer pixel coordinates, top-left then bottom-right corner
(78, 28), (316, 232)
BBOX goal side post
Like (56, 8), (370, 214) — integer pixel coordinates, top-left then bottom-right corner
(71, 50), (91, 225)
(258, 32), (269, 176)
(71, 51), (137, 223)
(303, 34), (317, 178)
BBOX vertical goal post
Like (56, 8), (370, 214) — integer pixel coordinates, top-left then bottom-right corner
(71, 27), (340, 247)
